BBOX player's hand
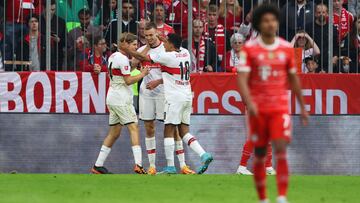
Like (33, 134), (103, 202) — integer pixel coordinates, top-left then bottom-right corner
(205, 65), (214, 72)
(140, 66), (150, 76)
(247, 103), (258, 117)
(158, 34), (167, 42)
(94, 64), (101, 74)
(146, 79), (162, 90)
(300, 109), (309, 126)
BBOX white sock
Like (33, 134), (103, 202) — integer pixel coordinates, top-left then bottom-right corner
(145, 137), (156, 168)
(182, 133), (206, 157)
(132, 145), (142, 166)
(95, 145), (111, 167)
(175, 140), (186, 168)
(164, 138), (175, 167)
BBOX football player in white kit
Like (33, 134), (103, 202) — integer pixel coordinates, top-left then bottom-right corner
(92, 33), (150, 174)
(134, 22), (195, 175)
(124, 33), (213, 174)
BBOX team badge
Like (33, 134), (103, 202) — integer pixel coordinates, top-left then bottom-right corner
(268, 52), (275, 59)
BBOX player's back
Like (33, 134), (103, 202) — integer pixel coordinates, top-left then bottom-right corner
(106, 51), (133, 106)
(137, 43), (165, 97)
(158, 48), (192, 103)
(239, 37), (297, 113)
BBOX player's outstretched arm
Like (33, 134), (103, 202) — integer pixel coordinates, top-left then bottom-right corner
(288, 72), (309, 125)
(121, 42), (151, 62)
(236, 72), (258, 116)
(123, 67), (150, 85)
(131, 46), (153, 69)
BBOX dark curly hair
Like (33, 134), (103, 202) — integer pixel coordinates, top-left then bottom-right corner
(252, 3), (280, 32)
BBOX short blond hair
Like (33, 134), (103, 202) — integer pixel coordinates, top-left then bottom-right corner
(119, 32), (138, 43)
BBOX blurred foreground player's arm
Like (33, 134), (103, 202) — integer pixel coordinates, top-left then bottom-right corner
(236, 46), (258, 116)
(287, 49), (309, 125)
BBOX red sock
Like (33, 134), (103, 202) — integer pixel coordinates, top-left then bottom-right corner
(253, 156), (267, 200)
(276, 151), (289, 197)
(240, 140), (253, 166)
(265, 143), (273, 168)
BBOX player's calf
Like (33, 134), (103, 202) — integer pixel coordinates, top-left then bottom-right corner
(253, 147), (267, 201)
(273, 140), (289, 201)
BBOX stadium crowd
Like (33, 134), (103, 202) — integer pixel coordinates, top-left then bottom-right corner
(0, 0), (359, 73)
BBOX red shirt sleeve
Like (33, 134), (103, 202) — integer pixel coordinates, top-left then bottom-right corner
(287, 48), (297, 74)
(237, 46), (251, 73)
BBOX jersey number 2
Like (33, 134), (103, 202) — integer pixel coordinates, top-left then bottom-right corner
(179, 61), (190, 80)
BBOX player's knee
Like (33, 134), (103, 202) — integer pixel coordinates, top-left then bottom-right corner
(178, 124), (189, 138)
(254, 147), (267, 158)
(273, 140), (288, 153)
(127, 123), (139, 134)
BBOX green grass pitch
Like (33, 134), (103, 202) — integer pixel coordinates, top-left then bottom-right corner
(0, 174), (358, 203)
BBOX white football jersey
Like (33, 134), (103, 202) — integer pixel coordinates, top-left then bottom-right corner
(106, 52), (133, 106)
(137, 43), (165, 98)
(149, 47), (192, 103)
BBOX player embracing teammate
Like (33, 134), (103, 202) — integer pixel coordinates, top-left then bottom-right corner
(91, 33), (150, 174)
(124, 33), (214, 175)
(236, 4), (309, 203)
(134, 22), (195, 175)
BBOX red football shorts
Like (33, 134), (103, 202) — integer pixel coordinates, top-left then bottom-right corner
(248, 112), (292, 147)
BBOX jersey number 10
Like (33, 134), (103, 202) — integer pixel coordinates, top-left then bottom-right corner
(179, 61), (190, 81)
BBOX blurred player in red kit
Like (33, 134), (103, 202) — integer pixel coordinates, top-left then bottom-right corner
(236, 4), (309, 203)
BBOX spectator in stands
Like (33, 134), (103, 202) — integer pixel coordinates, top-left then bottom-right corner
(182, 19), (219, 72)
(196, 0), (210, 22)
(57, 0), (90, 32)
(304, 56), (319, 73)
(151, 3), (174, 37)
(16, 15), (46, 71)
(349, 16), (360, 73)
(140, 0), (172, 19)
(238, 9), (258, 40)
(4, 0), (41, 69)
(306, 3), (339, 73)
(290, 31), (321, 73)
(138, 19), (148, 47)
(279, 0), (315, 41)
(348, 0), (360, 16)
(67, 8), (102, 71)
(333, 0), (354, 49)
(218, 0), (242, 34)
(105, 0), (138, 44)
(221, 33), (245, 72)
(333, 56), (353, 73)
(93, 0), (118, 28)
(167, 0), (199, 39)
(205, 5), (229, 62)
(40, 0), (66, 71)
(78, 36), (109, 73)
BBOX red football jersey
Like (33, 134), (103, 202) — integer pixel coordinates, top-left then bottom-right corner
(238, 37), (297, 113)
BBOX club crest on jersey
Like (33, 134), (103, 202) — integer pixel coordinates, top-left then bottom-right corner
(124, 66), (129, 71)
(257, 53), (265, 60)
(278, 52), (286, 62)
(268, 52), (275, 59)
